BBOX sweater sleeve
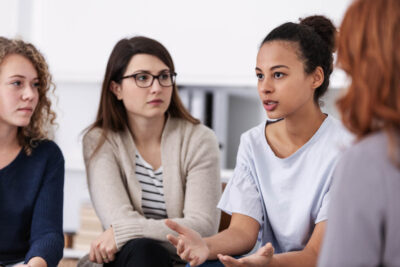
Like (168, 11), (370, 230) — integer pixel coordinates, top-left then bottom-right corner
(25, 143), (65, 267)
(110, 125), (221, 248)
(83, 130), (147, 249)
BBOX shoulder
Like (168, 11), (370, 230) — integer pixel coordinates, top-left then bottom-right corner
(316, 115), (354, 153)
(239, 121), (266, 148)
(83, 127), (104, 146)
(166, 117), (217, 143)
(83, 127), (126, 150)
(31, 139), (64, 161)
(333, 132), (395, 194)
(325, 115), (354, 141)
(338, 132), (389, 168)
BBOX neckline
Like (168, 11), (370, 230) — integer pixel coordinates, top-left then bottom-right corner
(135, 151), (163, 173)
(263, 115), (331, 163)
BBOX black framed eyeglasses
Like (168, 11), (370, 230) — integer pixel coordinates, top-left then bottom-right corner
(120, 72), (177, 88)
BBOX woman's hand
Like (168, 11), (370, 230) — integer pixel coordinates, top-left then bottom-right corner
(165, 219), (210, 266)
(15, 256), (47, 267)
(89, 227), (118, 264)
(218, 243), (274, 267)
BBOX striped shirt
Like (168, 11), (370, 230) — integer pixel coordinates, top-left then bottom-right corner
(135, 152), (168, 219)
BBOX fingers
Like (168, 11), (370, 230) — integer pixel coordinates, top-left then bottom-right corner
(218, 254), (241, 267)
(89, 242), (99, 263)
(107, 250), (116, 262)
(166, 234), (179, 247)
(257, 242), (274, 257)
(177, 239), (185, 255)
(94, 245), (104, 264)
(180, 247), (192, 261)
(189, 255), (200, 267)
(165, 219), (188, 235)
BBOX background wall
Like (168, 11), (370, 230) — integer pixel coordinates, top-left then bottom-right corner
(0, 0), (352, 233)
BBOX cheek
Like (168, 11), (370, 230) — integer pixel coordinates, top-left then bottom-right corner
(33, 91), (40, 107)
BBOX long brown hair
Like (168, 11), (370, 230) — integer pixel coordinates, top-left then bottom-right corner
(86, 36), (199, 155)
(337, 0), (400, 166)
(0, 37), (56, 155)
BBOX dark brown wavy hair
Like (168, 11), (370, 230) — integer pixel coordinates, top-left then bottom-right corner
(0, 37), (56, 155)
(86, 36), (199, 156)
(337, 0), (400, 166)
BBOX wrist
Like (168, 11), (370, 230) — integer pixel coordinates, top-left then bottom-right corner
(27, 257), (47, 267)
(204, 238), (212, 259)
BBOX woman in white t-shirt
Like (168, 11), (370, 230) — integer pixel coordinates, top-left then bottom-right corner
(165, 15), (352, 267)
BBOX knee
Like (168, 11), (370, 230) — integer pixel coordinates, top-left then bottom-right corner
(119, 238), (171, 265)
(122, 238), (165, 254)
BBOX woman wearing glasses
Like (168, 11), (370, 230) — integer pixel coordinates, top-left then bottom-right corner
(81, 36), (221, 267)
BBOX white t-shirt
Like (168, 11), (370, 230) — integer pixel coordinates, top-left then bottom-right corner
(218, 115), (353, 253)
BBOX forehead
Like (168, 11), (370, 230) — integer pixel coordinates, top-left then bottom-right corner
(256, 41), (303, 70)
(0, 53), (37, 76)
(126, 53), (169, 72)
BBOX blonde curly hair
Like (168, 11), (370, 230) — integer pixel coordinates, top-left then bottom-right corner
(0, 37), (56, 155)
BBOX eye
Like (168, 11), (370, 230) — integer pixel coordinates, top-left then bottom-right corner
(11, 80), (22, 87)
(273, 72), (285, 79)
(33, 82), (40, 88)
(137, 74), (150, 81)
(159, 73), (171, 81)
(256, 73), (264, 81)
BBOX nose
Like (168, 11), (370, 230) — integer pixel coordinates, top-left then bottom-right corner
(150, 78), (163, 94)
(22, 84), (38, 101)
(258, 78), (274, 94)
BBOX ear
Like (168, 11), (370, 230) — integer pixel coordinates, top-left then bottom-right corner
(311, 66), (324, 90)
(110, 81), (122, 100)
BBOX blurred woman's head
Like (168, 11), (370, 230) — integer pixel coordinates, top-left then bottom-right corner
(0, 37), (55, 155)
(337, 0), (400, 164)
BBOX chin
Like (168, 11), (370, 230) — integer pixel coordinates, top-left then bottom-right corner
(15, 120), (31, 127)
(266, 111), (282, 120)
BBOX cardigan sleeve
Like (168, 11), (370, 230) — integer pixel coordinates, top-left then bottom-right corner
(111, 124), (221, 247)
(25, 142), (65, 267)
(82, 129), (147, 249)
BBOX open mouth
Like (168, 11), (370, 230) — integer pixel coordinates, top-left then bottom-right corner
(263, 100), (278, 111)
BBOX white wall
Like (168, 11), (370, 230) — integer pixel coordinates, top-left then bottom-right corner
(0, 0), (353, 233)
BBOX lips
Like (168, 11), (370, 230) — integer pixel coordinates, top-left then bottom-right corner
(263, 100), (278, 112)
(147, 99), (163, 104)
(17, 107), (34, 112)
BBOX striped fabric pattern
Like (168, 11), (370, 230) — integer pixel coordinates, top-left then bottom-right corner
(135, 153), (168, 219)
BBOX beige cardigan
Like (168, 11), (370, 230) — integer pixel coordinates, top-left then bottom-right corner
(82, 117), (221, 250)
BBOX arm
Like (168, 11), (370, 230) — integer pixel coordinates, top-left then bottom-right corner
(25, 143), (64, 267)
(218, 221), (326, 267)
(83, 126), (221, 250)
(166, 213), (260, 266)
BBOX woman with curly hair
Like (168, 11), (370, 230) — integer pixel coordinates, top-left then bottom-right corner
(0, 37), (64, 267)
(319, 0), (400, 266)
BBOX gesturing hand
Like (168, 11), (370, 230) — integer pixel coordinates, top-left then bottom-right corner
(89, 227), (118, 264)
(218, 242), (274, 267)
(165, 219), (210, 266)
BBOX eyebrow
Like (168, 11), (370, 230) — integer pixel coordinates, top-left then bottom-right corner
(9, 75), (39, 80)
(132, 69), (170, 74)
(255, 65), (289, 72)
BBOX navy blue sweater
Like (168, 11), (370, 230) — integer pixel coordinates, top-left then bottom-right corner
(0, 140), (64, 267)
